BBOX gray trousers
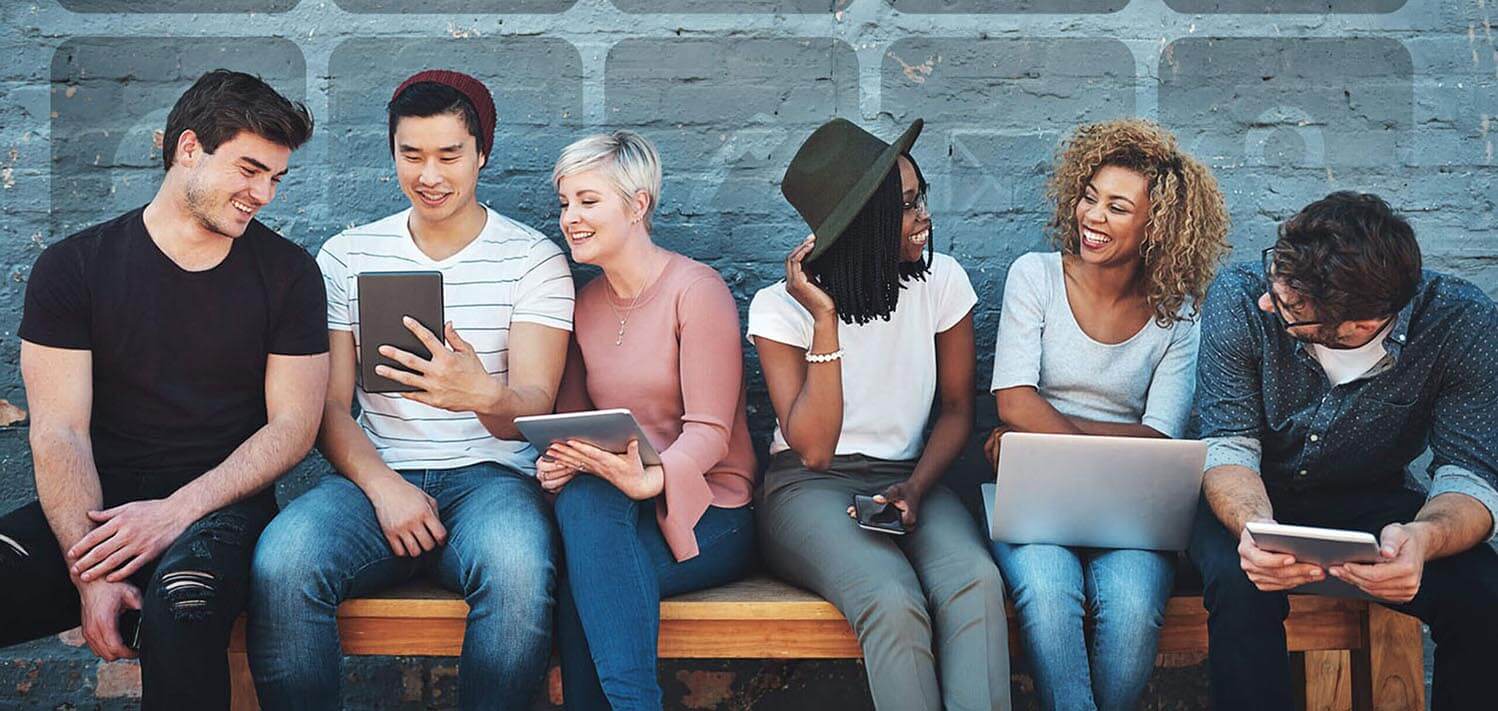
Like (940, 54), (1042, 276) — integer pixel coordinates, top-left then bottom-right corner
(757, 451), (1012, 711)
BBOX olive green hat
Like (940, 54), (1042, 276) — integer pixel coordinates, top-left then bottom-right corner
(781, 118), (924, 262)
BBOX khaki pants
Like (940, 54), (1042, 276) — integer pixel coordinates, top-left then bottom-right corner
(756, 451), (1012, 711)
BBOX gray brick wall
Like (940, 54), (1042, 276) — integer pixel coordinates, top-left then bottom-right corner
(0, 0), (1490, 706)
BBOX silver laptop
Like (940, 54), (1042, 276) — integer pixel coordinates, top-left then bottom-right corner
(983, 432), (1207, 551)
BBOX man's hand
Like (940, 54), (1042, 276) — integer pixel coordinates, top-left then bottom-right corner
(1331, 523), (1427, 603)
(375, 319), (504, 412)
(67, 499), (193, 583)
(545, 439), (664, 500)
(536, 455), (580, 495)
(77, 579), (141, 661)
(1239, 525), (1327, 591)
(366, 475), (447, 557)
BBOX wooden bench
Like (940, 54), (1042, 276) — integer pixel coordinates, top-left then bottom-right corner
(226, 576), (1425, 711)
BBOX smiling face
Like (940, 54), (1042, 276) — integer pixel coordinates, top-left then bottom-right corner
(557, 168), (646, 266)
(897, 155), (931, 263)
(178, 130), (291, 239)
(393, 112), (485, 224)
(1074, 164), (1151, 267)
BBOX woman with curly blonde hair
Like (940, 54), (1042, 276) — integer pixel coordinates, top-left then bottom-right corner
(982, 118), (1229, 711)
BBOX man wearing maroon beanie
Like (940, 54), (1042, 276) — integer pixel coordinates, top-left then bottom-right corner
(248, 70), (573, 710)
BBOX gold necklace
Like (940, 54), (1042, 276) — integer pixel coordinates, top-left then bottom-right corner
(607, 252), (668, 346)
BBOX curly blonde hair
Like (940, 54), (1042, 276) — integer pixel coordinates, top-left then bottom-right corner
(1046, 119), (1231, 325)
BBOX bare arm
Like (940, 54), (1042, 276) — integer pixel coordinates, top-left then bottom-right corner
(170, 351), (329, 516)
(1202, 463), (1275, 536)
(994, 387), (1163, 438)
(473, 322), (568, 439)
(752, 236), (844, 471)
(69, 351), (327, 583)
(755, 316), (843, 471)
(23, 341), (102, 559)
(319, 330), (402, 490)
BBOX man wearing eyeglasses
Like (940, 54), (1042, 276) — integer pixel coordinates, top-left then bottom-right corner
(1188, 191), (1498, 710)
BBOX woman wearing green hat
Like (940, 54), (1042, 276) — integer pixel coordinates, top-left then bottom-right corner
(748, 118), (1011, 711)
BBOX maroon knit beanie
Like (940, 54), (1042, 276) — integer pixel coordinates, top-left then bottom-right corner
(392, 69), (497, 161)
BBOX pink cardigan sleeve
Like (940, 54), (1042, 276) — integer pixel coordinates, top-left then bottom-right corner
(655, 273), (745, 561)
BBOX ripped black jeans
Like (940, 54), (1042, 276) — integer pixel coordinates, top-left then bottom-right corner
(0, 470), (275, 711)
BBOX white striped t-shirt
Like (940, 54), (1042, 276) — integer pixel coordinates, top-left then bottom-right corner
(318, 207), (574, 474)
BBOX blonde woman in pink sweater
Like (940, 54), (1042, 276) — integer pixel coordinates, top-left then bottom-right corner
(537, 131), (757, 711)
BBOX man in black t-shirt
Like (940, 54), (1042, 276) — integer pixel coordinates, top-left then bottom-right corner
(0, 70), (329, 710)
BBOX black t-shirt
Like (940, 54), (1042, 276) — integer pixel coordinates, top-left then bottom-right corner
(19, 206), (328, 480)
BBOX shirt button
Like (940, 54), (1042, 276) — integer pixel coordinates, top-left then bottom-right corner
(1309, 434), (1320, 442)
(1298, 469), (1308, 477)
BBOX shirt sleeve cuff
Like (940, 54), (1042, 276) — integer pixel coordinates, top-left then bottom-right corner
(1429, 464), (1498, 543)
(1204, 435), (1261, 474)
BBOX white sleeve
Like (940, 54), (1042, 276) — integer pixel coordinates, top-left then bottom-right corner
(746, 284), (812, 350)
(935, 255), (978, 333)
(989, 253), (1049, 393)
(1140, 317), (1200, 439)
(511, 237), (575, 331)
(317, 233), (352, 332)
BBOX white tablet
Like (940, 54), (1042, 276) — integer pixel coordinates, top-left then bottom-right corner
(514, 408), (662, 467)
(1244, 521), (1382, 567)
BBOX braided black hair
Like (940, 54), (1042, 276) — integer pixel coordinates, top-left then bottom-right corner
(808, 154), (932, 325)
(807, 165), (904, 325)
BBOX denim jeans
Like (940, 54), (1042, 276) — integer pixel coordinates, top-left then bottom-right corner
(0, 472), (276, 711)
(247, 463), (558, 711)
(990, 541), (1174, 711)
(553, 475), (755, 711)
(1187, 486), (1498, 711)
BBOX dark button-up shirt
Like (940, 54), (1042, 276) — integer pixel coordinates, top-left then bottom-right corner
(1197, 264), (1498, 541)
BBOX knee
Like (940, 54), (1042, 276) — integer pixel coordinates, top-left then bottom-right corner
(554, 475), (630, 527)
(1198, 565), (1287, 625)
(250, 517), (336, 608)
(850, 582), (931, 639)
(1094, 581), (1168, 632)
(1008, 571), (1083, 625)
(460, 536), (557, 615)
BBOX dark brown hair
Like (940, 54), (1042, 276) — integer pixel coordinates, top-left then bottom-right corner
(162, 69), (313, 170)
(1270, 191), (1422, 323)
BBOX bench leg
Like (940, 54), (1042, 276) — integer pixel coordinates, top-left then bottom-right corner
(1300, 650), (1353, 711)
(229, 649), (261, 711)
(1350, 606), (1424, 711)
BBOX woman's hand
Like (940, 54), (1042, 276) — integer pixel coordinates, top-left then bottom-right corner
(846, 480), (927, 530)
(983, 425), (1015, 470)
(785, 234), (836, 320)
(536, 455), (580, 495)
(544, 439), (664, 500)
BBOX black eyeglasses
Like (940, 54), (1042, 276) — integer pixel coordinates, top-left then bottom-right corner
(1261, 247), (1324, 330)
(902, 184), (930, 216)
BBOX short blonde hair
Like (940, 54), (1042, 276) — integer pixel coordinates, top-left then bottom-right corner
(552, 131), (663, 232)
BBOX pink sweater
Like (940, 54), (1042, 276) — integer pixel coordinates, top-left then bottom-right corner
(557, 252), (756, 561)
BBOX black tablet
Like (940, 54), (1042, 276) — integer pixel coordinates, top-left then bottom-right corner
(356, 271), (444, 394)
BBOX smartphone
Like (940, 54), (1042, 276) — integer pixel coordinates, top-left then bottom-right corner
(356, 271), (445, 393)
(117, 609), (141, 651)
(853, 494), (906, 535)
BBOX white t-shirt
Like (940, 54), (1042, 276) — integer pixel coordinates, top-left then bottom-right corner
(1311, 321), (1393, 387)
(747, 252), (978, 461)
(989, 252), (1198, 439)
(318, 207), (574, 474)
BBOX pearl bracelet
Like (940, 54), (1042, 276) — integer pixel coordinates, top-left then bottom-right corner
(804, 348), (845, 363)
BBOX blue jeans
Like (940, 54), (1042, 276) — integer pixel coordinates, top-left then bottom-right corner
(990, 541), (1174, 711)
(553, 475), (755, 711)
(247, 463), (559, 711)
